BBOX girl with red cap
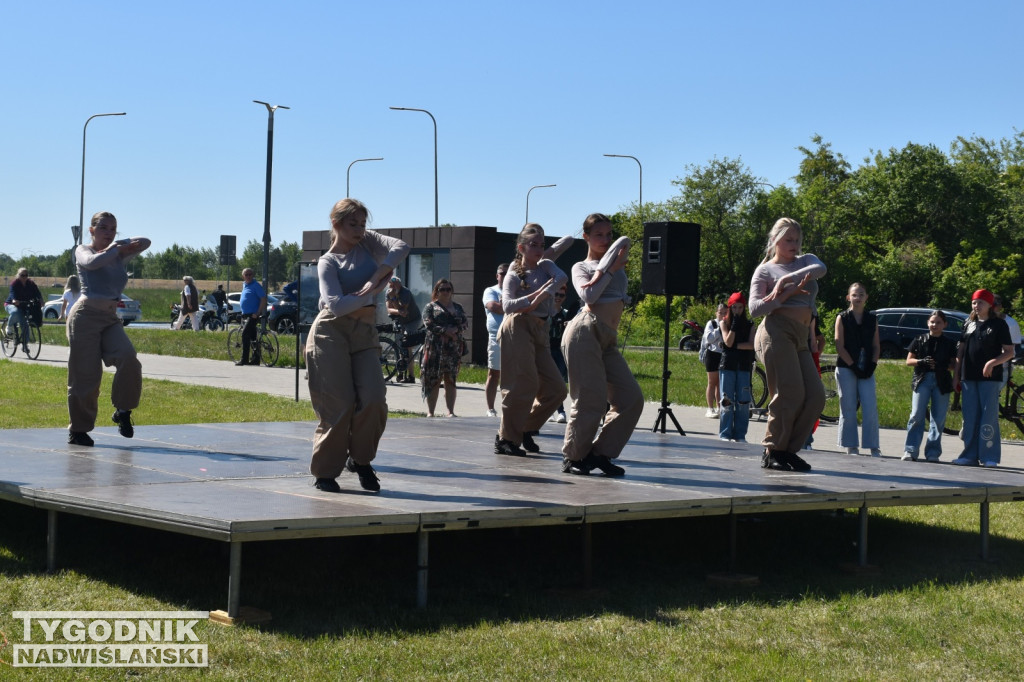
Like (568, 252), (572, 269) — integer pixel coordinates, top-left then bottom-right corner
(952, 289), (1014, 467)
(718, 292), (756, 442)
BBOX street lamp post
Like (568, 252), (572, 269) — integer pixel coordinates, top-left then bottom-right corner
(253, 100), (290, 304)
(603, 154), (642, 220)
(346, 157), (383, 197)
(77, 112), (126, 263)
(525, 184), (556, 224)
(389, 106), (438, 227)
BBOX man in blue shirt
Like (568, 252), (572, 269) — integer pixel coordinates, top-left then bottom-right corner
(237, 268), (267, 366)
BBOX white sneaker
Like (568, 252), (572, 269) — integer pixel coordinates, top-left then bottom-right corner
(871, 449), (882, 458)
(556, 413), (567, 424)
(486, 409), (498, 418)
(982, 461), (999, 468)
(846, 447), (860, 456)
(705, 409), (717, 419)
(548, 414), (559, 423)
(901, 452), (916, 461)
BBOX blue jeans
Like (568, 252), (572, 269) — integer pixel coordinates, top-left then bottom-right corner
(903, 373), (950, 460)
(836, 367), (880, 449)
(719, 369), (751, 441)
(959, 380), (1002, 465)
(5, 306), (28, 346)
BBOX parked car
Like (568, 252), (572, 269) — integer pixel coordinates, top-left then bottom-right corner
(42, 293), (140, 325)
(874, 307), (968, 359)
(227, 292), (278, 323)
(42, 294), (63, 319)
(268, 294), (297, 335)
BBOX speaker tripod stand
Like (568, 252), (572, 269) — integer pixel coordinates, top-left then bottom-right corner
(651, 294), (686, 436)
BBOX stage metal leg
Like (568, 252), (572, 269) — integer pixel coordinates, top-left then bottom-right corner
(227, 542), (242, 619)
(858, 506), (869, 567)
(980, 501), (990, 561)
(582, 523), (593, 589)
(417, 530), (429, 608)
(46, 510), (58, 573)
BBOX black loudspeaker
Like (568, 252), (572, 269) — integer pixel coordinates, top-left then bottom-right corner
(219, 235), (237, 266)
(641, 222), (701, 296)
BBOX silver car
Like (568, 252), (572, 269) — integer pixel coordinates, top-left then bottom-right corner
(43, 293), (141, 325)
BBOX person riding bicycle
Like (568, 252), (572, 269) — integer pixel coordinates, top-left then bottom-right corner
(6, 268), (43, 354)
(385, 275), (420, 383)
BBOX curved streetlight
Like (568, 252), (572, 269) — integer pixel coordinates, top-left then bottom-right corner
(525, 184), (556, 224)
(77, 112), (126, 261)
(390, 106), (438, 227)
(604, 154), (642, 220)
(253, 100), (290, 303)
(346, 157), (383, 197)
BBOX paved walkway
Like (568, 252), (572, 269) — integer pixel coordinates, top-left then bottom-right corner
(10, 343), (1024, 468)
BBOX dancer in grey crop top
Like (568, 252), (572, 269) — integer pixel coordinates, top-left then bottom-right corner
(307, 199), (410, 495)
(749, 217), (827, 473)
(560, 215), (641, 477)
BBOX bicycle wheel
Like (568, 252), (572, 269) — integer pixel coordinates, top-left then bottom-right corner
(819, 363), (840, 423)
(0, 325), (15, 358)
(25, 324), (41, 359)
(259, 330), (280, 367)
(1004, 383), (1024, 434)
(751, 366), (768, 408)
(943, 390), (962, 436)
(227, 327), (242, 362)
(379, 336), (400, 381)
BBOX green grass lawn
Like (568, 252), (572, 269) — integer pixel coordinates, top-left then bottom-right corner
(3, 361), (1024, 678)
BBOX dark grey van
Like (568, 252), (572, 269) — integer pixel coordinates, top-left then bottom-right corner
(874, 308), (968, 359)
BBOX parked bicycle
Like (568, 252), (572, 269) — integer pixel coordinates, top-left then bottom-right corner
(941, 361), (1024, 436)
(1, 312), (42, 360)
(377, 317), (426, 382)
(226, 317), (279, 367)
(748, 360), (839, 424)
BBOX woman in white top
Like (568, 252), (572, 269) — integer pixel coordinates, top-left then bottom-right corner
(60, 275), (81, 320)
(748, 217), (827, 472)
(560, 213), (642, 476)
(306, 199), (409, 494)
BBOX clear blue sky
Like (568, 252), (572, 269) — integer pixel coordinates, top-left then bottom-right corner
(2, 0), (1021, 261)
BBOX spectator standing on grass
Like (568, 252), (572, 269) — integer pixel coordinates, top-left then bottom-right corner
(306, 198), (409, 493)
(420, 279), (468, 417)
(385, 275), (421, 383)
(67, 211), (151, 447)
(700, 304), (727, 418)
(236, 268), (267, 366)
(173, 275), (201, 331)
(993, 294), (1021, 389)
(952, 289), (1014, 467)
(748, 217), (826, 472)
(718, 292), (756, 443)
(835, 282), (882, 457)
(903, 310), (957, 462)
(60, 275), (82, 321)
(482, 263), (508, 417)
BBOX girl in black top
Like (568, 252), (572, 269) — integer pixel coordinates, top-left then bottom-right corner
(902, 310), (957, 461)
(718, 292), (756, 442)
(835, 282), (881, 456)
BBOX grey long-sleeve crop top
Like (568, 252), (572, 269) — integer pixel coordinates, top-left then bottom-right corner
(747, 254), (826, 318)
(75, 240), (141, 300)
(502, 259), (568, 318)
(318, 230), (409, 317)
(571, 236), (631, 306)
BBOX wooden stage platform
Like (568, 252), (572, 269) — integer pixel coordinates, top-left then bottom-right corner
(3, 417), (1024, 620)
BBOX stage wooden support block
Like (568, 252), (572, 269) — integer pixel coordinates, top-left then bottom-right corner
(209, 607), (272, 627)
(705, 572), (760, 587)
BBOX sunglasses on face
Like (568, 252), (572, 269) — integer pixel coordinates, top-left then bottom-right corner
(437, 287), (452, 293)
